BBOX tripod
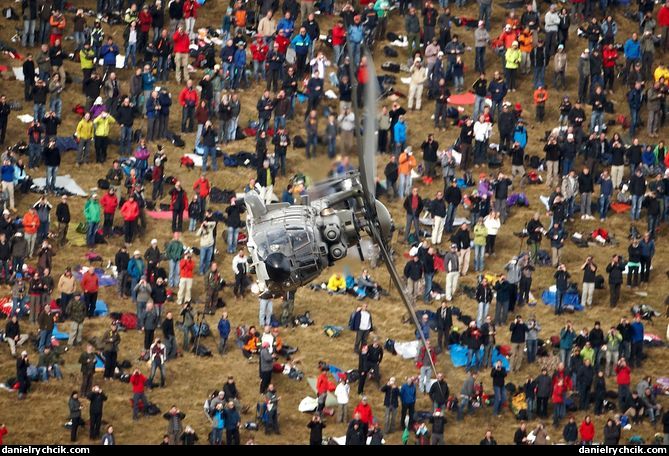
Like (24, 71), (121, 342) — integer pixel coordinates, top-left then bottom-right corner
(192, 311), (207, 354)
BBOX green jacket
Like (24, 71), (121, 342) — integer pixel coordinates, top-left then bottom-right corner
(580, 346), (595, 364)
(165, 240), (184, 262)
(80, 48), (95, 70)
(606, 332), (623, 352)
(473, 224), (488, 246)
(84, 199), (102, 224)
(69, 298), (86, 324)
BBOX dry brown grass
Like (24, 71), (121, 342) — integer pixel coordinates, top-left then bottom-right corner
(0, 0), (667, 445)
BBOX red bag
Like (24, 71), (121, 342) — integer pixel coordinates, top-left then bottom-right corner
(120, 313), (138, 330)
(180, 156), (195, 169)
(327, 381), (336, 392)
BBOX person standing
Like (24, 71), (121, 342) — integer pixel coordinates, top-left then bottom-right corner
(403, 188), (423, 243)
(68, 392), (85, 442)
(67, 294), (85, 347)
(509, 315), (528, 372)
(606, 254), (625, 308)
(430, 191), (447, 245)
(526, 316), (541, 364)
(403, 255), (423, 308)
(177, 252), (194, 305)
(554, 264), (570, 316)
(451, 223), (471, 276)
(443, 244), (459, 302)
(436, 301), (452, 353)
(473, 218), (487, 272)
(78, 345), (97, 397)
(350, 303), (373, 354)
(102, 323), (120, 381)
(87, 385), (107, 440)
(491, 360), (507, 417)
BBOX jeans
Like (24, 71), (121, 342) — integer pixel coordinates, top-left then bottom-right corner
(199, 245), (213, 275)
(466, 348), (481, 372)
(259, 299), (273, 326)
(132, 392), (149, 419)
(33, 103), (45, 123)
(553, 402), (566, 425)
(119, 125), (132, 155)
(23, 20), (36, 47)
(202, 146), (218, 172)
(474, 244), (485, 272)
(398, 173), (411, 199)
(86, 222), (98, 247)
(252, 60), (266, 82)
(125, 43), (137, 68)
(38, 329), (52, 352)
(590, 111), (604, 133)
(419, 366), (432, 393)
(631, 194), (643, 220)
(227, 227), (239, 253)
(46, 166), (58, 191)
(227, 117), (238, 142)
(493, 385), (506, 415)
(181, 106), (195, 132)
(599, 194), (610, 219)
(168, 260), (180, 288)
(630, 109), (640, 136)
(476, 302), (489, 327)
(157, 56), (170, 81)
(423, 272), (433, 302)
(533, 67), (545, 89)
(404, 214), (420, 242)
(479, 3), (491, 29)
(457, 396), (473, 420)
(473, 95), (486, 119)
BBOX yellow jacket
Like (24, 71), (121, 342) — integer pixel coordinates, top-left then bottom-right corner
(505, 48), (521, 69)
(80, 49), (95, 70)
(654, 65), (669, 84)
(93, 115), (116, 137)
(327, 274), (346, 292)
(76, 118), (94, 140)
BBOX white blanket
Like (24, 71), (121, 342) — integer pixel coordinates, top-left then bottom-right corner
(12, 67), (24, 81)
(32, 174), (88, 197)
(394, 340), (420, 359)
(17, 114), (34, 124)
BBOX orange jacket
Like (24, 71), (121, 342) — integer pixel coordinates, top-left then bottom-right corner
(518, 31), (533, 53)
(316, 372), (329, 395)
(533, 88), (548, 104)
(22, 211), (40, 235)
(49, 15), (66, 31)
(243, 334), (259, 352)
(398, 152), (417, 176)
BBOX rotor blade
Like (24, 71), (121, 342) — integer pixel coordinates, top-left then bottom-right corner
(368, 222), (440, 388)
(359, 47), (379, 204)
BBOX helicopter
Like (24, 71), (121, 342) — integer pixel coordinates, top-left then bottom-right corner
(243, 46), (440, 379)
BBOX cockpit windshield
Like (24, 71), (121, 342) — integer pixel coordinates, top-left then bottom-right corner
(289, 228), (310, 250)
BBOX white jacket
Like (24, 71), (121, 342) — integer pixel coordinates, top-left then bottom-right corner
(484, 215), (501, 235)
(544, 11), (560, 32)
(335, 382), (350, 404)
(473, 121), (492, 142)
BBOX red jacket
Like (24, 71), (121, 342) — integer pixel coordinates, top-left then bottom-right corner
(120, 200), (139, 222)
(580, 421), (595, 442)
(250, 41), (269, 62)
(172, 30), (190, 53)
(353, 402), (373, 425)
(551, 383), (565, 404)
(193, 177), (210, 198)
(602, 47), (618, 69)
(23, 211), (40, 235)
(179, 87), (199, 107)
(170, 188), (188, 211)
(81, 271), (99, 293)
(100, 193), (118, 215)
(615, 365), (631, 386)
(183, 0), (199, 18)
(659, 5), (669, 27)
(130, 372), (146, 393)
(0, 426), (7, 445)
(332, 25), (346, 46)
(180, 258), (194, 278)
(316, 372), (329, 395)
(138, 10), (152, 33)
(552, 369), (573, 391)
(275, 34), (289, 54)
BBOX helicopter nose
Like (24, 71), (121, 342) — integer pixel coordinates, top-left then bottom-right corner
(264, 252), (292, 283)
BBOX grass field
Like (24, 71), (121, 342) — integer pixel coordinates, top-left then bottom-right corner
(0, 0), (667, 445)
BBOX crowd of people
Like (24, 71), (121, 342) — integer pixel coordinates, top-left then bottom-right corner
(1, 0), (669, 446)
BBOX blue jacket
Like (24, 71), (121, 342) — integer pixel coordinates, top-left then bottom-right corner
(158, 92), (172, 117)
(276, 18), (294, 36)
(290, 34), (311, 55)
(349, 310), (373, 331)
(1, 165), (14, 183)
(400, 383), (416, 405)
(99, 43), (119, 66)
(415, 321), (430, 340)
(624, 39), (641, 60)
(394, 121), (407, 143)
(639, 239), (655, 257)
(223, 408), (240, 430)
(627, 88), (642, 110)
(347, 24), (364, 44)
(213, 410), (225, 430)
(220, 45), (235, 64)
(630, 321), (644, 343)
(233, 48), (246, 67)
(218, 318), (231, 339)
(513, 126), (528, 149)
(488, 79), (507, 103)
(559, 328), (575, 350)
(599, 176), (613, 197)
(141, 72), (155, 92)
(128, 257), (145, 280)
(641, 148), (655, 166)
(146, 97), (158, 119)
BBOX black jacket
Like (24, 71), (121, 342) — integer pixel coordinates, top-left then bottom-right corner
(436, 305), (452, 331)
(563, 422), (578, 442)
(428, 380), (449, 405)
(451, 229), (470, 250)
(87, 391), (107, 415)
(403, 260), (423, 281)
(56, 202), (70, 223)
(430, 198), (447, 217)
(115, 250), (130, 272)
(403, 195), (424, 215)
(380, 384), (400, 408)
(509, 321), (528, 343)
(606, 262), (625, 284)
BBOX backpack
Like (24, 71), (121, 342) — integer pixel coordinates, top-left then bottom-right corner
(120, 313), (138, 330)
(323, 325), (342, 338)
(172, 134), (185, 147)
(381, 61), (400, 73)
(194, 321), (210, 337)
(180, 155), (195, 169)
(384, 338), (397, 355)
(193, 343), (213, 357)
(529, 155), (541, 169)
(594, 275), (605, 289)
(293, 135), (305, 148)
(383, 46), (398, 58)
(145, 402), (161, 415)
(97, 179), (110, 190)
